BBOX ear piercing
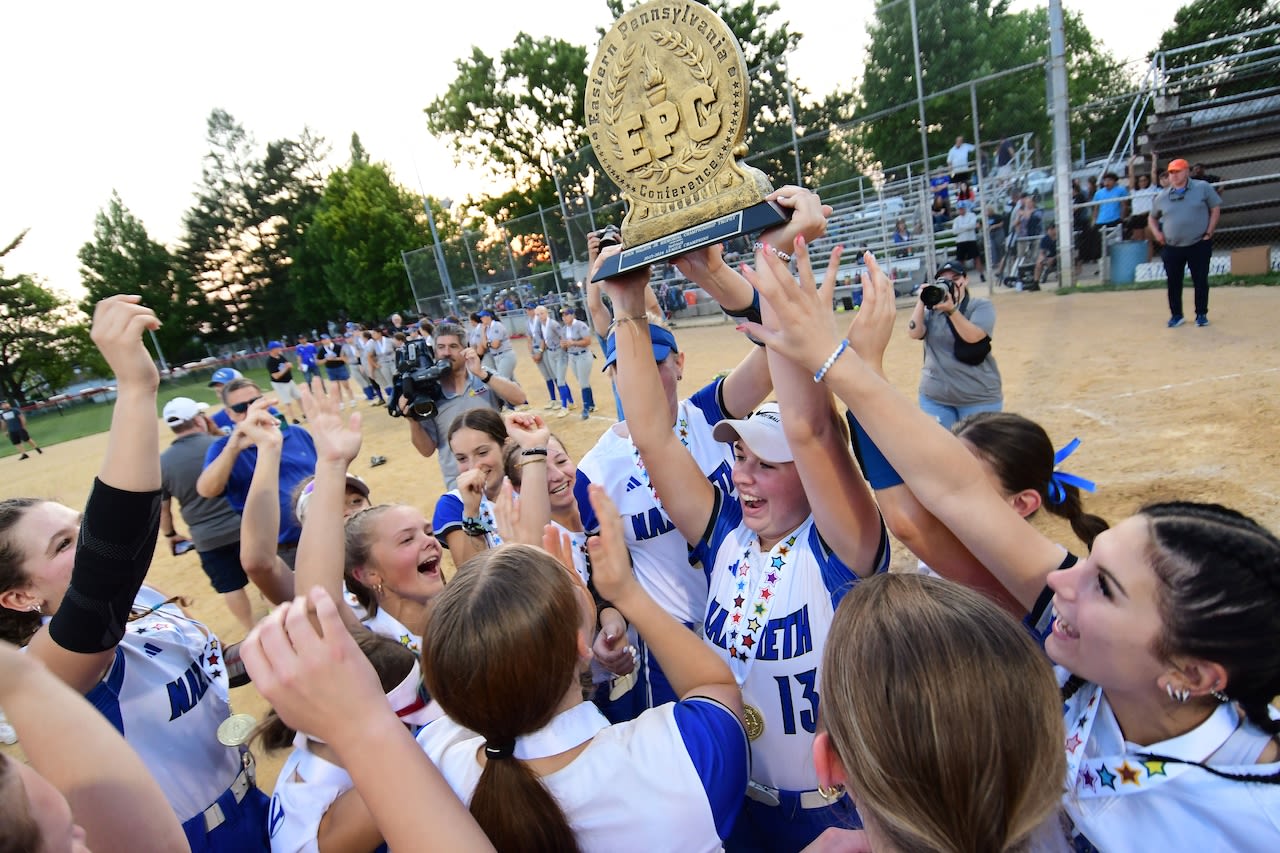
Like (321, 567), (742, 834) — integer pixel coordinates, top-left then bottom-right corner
(1165, 682), (1191, 704)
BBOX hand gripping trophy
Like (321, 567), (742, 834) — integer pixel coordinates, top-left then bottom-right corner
(587, 0), (788, 279)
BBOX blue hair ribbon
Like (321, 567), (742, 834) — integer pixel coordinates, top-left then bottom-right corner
(1048, 437), (1097, 505)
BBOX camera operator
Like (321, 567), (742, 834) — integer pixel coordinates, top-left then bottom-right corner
(906, 260), (1003, 429)
(403, 322), (527, 489)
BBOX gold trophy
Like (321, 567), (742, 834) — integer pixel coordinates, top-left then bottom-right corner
(586, 0), (787, 280)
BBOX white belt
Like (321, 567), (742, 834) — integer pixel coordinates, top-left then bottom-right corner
(745, 780), (841, 810)
(203, 759), (254, 832)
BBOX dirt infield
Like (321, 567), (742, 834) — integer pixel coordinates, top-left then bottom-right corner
(4, 284), (1278, 790)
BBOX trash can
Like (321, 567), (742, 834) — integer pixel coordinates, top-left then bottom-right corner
(1108, 240), (1147, 284)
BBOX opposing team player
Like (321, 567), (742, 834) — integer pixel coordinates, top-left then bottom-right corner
(600, 243), (888, 851)
(0, 295), (269, 851)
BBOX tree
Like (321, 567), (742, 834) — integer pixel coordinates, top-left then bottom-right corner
(856, 0), (1127, 172)
(427, 34), (591, 218)
(78, 192), (215, 364)
(298, 158), (432, 323)
(1153, 0), (1280, 99)
(1, 231), (104, 403)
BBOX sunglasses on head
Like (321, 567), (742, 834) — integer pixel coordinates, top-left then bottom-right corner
(229, 396), (263, 414)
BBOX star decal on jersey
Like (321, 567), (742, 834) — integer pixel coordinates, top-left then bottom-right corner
(1065, 733), (1083, 754)
(1141, 759), (1167, 778)
(1097, 765), (1117, 790)
(1079, 766), (1097, 791)
(770, 555), (784, 569)
(1117, 761), (1141, 785)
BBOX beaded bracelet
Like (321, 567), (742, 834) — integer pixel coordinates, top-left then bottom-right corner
(813, 339), (850, 383)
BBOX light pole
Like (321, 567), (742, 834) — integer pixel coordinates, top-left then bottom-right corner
(423, 197), (457, 313)
(909, 0), (937, 279)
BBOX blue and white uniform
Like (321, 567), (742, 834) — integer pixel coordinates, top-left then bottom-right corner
(432, 489), (505, 553)
(1060, 673), (1280, 852)
(416, 698), (748, 852)
(267, 736), (380, 853)
(86, 586), (268, 851)
(576, 379), (735, 710)
(692, 490), (888, 851)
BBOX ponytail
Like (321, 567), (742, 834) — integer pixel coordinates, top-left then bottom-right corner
(1043, 486), (1110, 550)
(470, 743), (581, 853)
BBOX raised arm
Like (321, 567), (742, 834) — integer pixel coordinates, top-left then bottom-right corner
(751, 243), (884, 575)
(587, 486), (742, 718)
(741, 253), (1063, 609)
(0, 641), (190, 853)
(294, 387), (364, 631)
(30, 296), (166, 692)
(462, 347), (526, 406)
(501, 412), (554, 546)
(234, 400), (295, 605)
(242, 589), (495, 853)
(600, 250), (715, 544)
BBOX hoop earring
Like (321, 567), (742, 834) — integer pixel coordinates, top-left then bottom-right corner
(818, 784), (845, 801)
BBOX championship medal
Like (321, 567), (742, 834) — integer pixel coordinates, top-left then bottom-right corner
(743, 704), (765, 741)
(216, 713), (258, 747)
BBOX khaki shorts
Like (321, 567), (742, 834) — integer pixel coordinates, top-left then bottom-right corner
(271, 381), (302, 403)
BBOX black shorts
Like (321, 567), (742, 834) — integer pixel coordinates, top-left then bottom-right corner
(8, 429), (29, 445)
(197, 541), (250, 593)
(956, 241), (982, 262)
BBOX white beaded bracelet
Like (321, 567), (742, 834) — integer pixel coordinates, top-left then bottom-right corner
(813, 339), (850, 383)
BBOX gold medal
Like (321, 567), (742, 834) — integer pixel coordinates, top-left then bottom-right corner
(216, 713), (257, 747)
(743, 704), (765, 741)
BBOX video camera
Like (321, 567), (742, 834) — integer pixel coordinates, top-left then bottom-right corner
(388, 339), (452, 421)
(595, 224), (622, 249)
(920, 277), (958, 309)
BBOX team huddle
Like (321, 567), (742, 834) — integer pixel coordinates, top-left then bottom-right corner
(1, 188), (1278, 853)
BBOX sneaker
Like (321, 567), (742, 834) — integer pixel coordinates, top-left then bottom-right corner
(1196, 314), (1209, 327)
(555, 408), (570, 418)
(369, 455), (388, 468)
(581, 408), (590, 421)
(19, 453), (29, 460)
(35, 447), (42, 454)
(544, 401), (559, 410)
(1167, 316), (1185, 328)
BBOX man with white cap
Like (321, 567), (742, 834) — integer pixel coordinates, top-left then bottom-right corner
(159, 397), (257, 632)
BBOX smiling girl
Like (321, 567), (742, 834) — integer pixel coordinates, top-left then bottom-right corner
(432, 409), (508, 565)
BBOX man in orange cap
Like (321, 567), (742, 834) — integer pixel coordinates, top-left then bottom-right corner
(1148, 157), (1222, 327)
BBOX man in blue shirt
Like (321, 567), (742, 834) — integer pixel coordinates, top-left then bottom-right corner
(1092, 171), (1129, 230)
(196, 378), (317, 567)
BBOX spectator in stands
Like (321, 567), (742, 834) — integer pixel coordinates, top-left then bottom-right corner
(1128, 155), (1159, 258)
(1092, 172), (1128, 236)
(931, 196), (951, 232)
(1149, 158), (1222, 328)
(1034, 222), (1059, 287)
(947, 135), (976, 183)
(930, 166), (951, 209)
(995, 136), (1016, 176)
(892, 218), (912, 258)
(1191, 162), (1221, 186)
(951, 201), (985, 281)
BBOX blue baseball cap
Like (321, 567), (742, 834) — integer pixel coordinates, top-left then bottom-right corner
(267, 340), (284, 350)
(478, 310), (495, 319)
(208, 367), (243, 387)
(602, 323), (678, 372)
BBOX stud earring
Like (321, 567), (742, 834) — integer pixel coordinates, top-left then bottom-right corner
(375, 582), (384, 597)
(1210, 687), (1230, 703)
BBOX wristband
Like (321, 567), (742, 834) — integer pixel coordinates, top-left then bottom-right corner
(520, 447), (548, 458)
(813, 339), (849, 383)
(721, 288), (762, 326)
(461, 517), (488, 537)
(481, 370), (494, 384)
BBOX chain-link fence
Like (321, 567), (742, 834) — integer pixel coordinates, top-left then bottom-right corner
(403, 24), (1278, 317)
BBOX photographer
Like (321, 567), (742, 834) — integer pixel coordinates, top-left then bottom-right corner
(403, 322), (527, 489)
(906, 260), (1003, 429)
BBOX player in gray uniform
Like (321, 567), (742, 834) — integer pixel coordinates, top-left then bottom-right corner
(542, 309), (575, 414)
(528, 305), (559, 409)
(560, 307), (597, 420)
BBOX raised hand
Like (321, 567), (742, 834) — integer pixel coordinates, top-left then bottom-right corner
(846, 252), (898, 375)
(456, 467), (488, 516)
(492, 479), (523, 544)
(233, 399), (283, 451)
(90, 294), (160, 390)
(737, 237), (844, 375)
(463, 347), (483, 376)
(241, 587), (388, 747)
(761, 185), (833, 248)
(592, 607), (636, 677)
(671, 242), (727, 285)
(592, 245), (652, 316)
(299, 385), (362, 465)
(503, 411), (551, 450)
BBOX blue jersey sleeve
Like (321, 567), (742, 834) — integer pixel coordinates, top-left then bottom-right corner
(689, 486), (741, 583)
(811, 522), (890, 610)
(686, 377), (726, 426)
(432, 493), (466, 539)
(672, 697), (749, 841)
(573, 469), (599, 533)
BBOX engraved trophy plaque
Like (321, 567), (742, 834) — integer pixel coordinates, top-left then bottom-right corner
(586, 0), (788, 280)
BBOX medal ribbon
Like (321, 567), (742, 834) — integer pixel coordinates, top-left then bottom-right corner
(725, 531), (799, 685)
(1065, 682), (1239, 797)
(631, 413), (690, 509)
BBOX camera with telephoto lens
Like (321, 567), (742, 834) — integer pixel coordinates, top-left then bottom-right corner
(920, 278), (957, 309)
(388, 339), (452, 421)
(596, 224), (622, 249)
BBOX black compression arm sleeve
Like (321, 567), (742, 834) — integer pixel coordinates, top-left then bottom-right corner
(48, 480), (161, 654)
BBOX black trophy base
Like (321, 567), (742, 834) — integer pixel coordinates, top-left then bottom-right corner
(592, 200), (790, 281)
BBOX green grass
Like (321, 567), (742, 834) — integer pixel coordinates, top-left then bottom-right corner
(0, 373), (242, 460)
(1055, 272), (1280, 295)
